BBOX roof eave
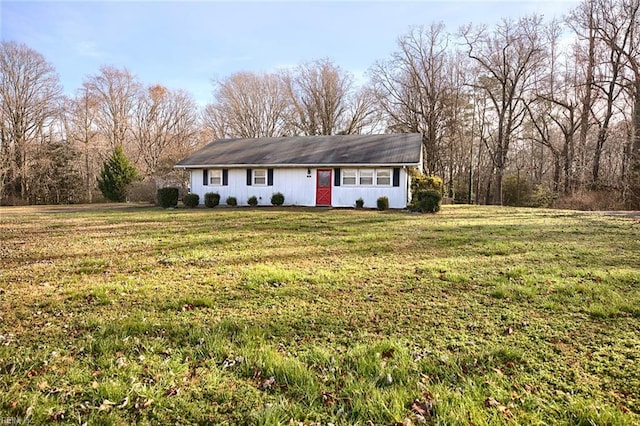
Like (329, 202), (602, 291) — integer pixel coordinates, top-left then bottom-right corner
(175, 162), (422, 169)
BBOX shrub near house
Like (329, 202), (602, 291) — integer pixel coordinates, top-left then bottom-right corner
(271, 192), (285, 206)
(182, 193), (199, 208)
(157, 187), (179, 208)
(204, 192), (220, 208)
(410, 173), (444, 213)
(413, 190), (442, 213)
(377, 196), (389, 210)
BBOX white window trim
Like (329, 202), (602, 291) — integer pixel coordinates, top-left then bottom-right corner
(253, 169), (267, 186)
(375, 169), (391, 186)
(209, 169), (222, 186)
(338, 168), (394, 186)
(342, 169), (357, 186)
(359, 169), (374, 186)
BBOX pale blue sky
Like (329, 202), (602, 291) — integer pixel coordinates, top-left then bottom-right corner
(1, 0), (579, 105)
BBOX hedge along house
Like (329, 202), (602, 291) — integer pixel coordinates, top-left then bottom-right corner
(175, 133), (423, 208)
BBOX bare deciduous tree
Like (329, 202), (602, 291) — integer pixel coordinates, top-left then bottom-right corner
(0, 40), (62, 202)
(370, 24), (453, 174)
(442, 50), (474, 199)
(132, 85), (199, 178)
(462, 15), (547, 204)
(62, 86), (103, 202)
(84, 66), (140, 151)
(568, 0), (598, 190)
(204, 71), (290, 139)
(285, 58), (355, 135)
(341, 86), (382, 135)
(590, 0), (640, 206)
(527, 20), (582, 194)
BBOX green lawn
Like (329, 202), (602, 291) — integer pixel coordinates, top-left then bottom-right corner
(1, 204), (639, 425)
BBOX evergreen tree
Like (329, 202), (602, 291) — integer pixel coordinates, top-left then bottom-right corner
(97, 145), (139, 202)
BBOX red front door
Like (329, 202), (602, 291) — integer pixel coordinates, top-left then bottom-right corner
(316, 169), (332, 206)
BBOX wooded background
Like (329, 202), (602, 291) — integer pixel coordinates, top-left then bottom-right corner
(1, 0), (639, 208)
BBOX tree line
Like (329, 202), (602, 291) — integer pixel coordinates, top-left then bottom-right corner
(1, 0), (639, 208)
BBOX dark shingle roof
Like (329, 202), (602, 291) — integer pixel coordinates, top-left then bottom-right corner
(175, 134), (422, 168)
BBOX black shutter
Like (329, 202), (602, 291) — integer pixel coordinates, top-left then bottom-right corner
(392, 168), (400, 187)
(246, 169), (252, 186)
(222, 169), (228, 186)
(334, 168), (341, 186)
(203, 169), (209, 186)
(267, 168), (274, 186)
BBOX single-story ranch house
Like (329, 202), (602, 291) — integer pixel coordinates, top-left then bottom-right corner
(174, 133), (423, 209)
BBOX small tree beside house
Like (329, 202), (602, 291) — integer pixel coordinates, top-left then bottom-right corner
(97, 145), (139, 202)
(410, 172), (444, 213)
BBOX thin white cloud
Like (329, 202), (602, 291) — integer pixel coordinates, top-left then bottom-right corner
(75, 41), (105, 58)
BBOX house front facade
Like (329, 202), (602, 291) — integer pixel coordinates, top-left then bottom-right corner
(175, 134), (423, 209)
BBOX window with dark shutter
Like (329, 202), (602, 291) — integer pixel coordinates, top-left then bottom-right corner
(222, 169), (228, 186)
(267, 169), (274, 186)
(393, 168), (400, 187)
(246, 169), (252, 186)
(203, 169), (209, 186)
(334, 168), (341, 186)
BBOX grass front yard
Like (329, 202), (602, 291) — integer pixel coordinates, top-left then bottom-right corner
(1, 204), (639, 424)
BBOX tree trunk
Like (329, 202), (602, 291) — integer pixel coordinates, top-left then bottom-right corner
(16, 137), (25, 200)
(475, 138), (483, 205)
(553, 153), (561, 193)
(484, 163), (494, 205)
(563, 130), (574, 194)
(592, 125), (607, 187)
(628, 78), (640, 208)
(494, 168), (504, 206)
(85, 142), (92, 203)
(492, 136), (508, 205)
(578, 8), (595, 192)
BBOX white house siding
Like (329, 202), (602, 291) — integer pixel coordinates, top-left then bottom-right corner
(190, 168), (315, 206)
(189, 167), (410, 208)
(333, 168), (409, 209)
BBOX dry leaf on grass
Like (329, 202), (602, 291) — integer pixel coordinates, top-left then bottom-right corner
(485, 397), (513, 418)
(260, 376), (276, 390)
(411, 391), (436, 418)
(98, 399), (115, 412)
